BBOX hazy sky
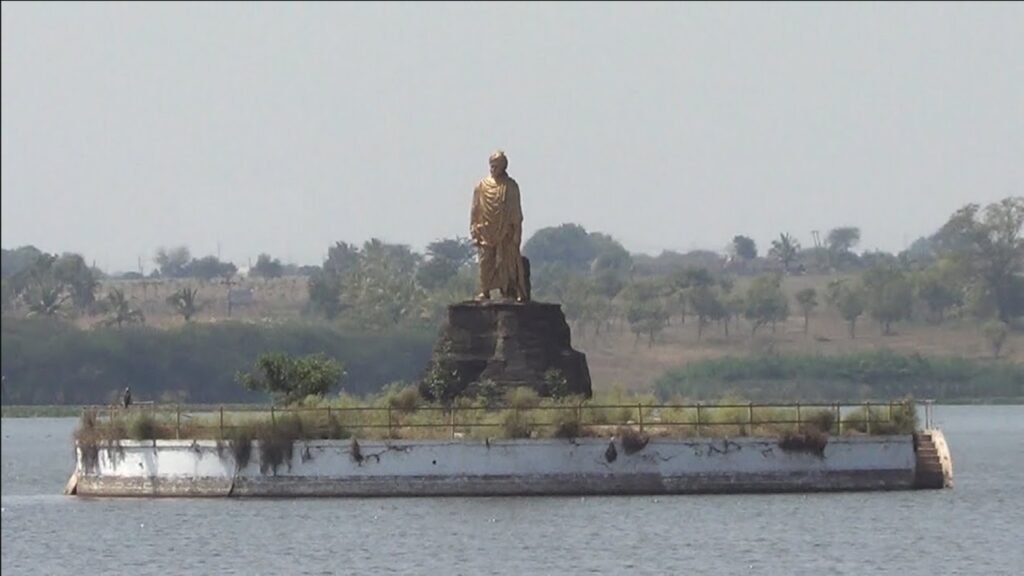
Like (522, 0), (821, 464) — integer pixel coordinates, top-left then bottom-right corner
(2, 2), (1021, 273)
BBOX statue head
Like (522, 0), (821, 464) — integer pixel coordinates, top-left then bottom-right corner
(489, 150), (508, 177)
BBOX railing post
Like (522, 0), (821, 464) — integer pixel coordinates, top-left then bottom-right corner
(696, 403), (702, 436)
(796, 402), (802, 433)
(748, 402), (754, 431)
(835, 403), (842, 435)
(637, 403), (644, 433)
(326, 406), (332, 434)
(219, 405), (224, 438)
(175, 404), (181, 440)
(865, 401), (871, 435)
(450, 406), (456, 439)
(270, 405), (276, 427)
(387, 405), (392, 436)
(577, 400), (583, 425)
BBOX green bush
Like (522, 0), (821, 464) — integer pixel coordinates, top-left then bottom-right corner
(419, 340), (463, 404)
(506, 387), (541, 410)
(540, 369), (570, 399)
(127, 412), (160, 440)
(237, 352), (343, 405)
(502, 411), (533, 439)
(385, 384), (420, 414)
(842, 399), (917, 434)
(550, 408), (588, 439)
(471, 380), (504, 409)
(587, 402), (635, 426)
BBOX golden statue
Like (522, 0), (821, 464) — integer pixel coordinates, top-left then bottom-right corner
(470, 150), (529, 302)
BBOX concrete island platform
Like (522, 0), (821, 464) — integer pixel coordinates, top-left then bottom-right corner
(66, 428), (953, 498)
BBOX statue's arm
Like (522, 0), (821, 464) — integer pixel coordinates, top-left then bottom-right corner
(470, 184), (482, 244)
(508, 182), (523, 246)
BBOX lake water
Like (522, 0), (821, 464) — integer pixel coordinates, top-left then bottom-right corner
(2, 406), (1022, 575)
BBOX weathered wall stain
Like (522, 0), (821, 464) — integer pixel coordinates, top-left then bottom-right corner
(706, 439), (742, 456)
(72, 436), (928, 497)
(604, 441), (617, 463)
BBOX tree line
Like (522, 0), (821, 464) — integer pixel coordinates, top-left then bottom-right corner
(2, 197), (1021, 344)
(0, 197), (1020, 405)
(0, 318), (433, 405)
(295, 197), (1023, 346)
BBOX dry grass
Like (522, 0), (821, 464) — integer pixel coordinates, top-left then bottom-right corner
(574, 273), (1024, 392)
(76, 392), (917, 442)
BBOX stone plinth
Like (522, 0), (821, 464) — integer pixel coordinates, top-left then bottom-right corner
(429, 300), (592, 398)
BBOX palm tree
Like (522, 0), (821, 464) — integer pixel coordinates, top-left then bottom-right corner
(103, 288), (145, 328)
(26, 284), (69, 318)
(769, 233), (801, 273)
(166, 287), (201, 322)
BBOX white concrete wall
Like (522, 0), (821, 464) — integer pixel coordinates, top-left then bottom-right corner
(74, 436), (917, 497)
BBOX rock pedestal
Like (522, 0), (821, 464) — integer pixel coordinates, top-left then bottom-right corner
(428, 300), (592, 398)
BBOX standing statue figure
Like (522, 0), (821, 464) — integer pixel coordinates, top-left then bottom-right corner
(470, 150), (530, 302)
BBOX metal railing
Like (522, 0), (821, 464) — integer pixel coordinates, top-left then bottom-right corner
(81, 399), (919, 440)
(920, 399), (935, 429)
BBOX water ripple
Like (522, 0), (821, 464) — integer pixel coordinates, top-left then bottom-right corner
(3, 408), (1023, 576)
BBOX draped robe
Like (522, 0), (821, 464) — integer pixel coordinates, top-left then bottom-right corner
(470, 174), (527, 300)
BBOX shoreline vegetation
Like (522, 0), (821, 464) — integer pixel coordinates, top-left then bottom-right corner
(3, 345), (1019, 418)
(654, 350), (1023, 401)
(0, 318), (435, 405)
